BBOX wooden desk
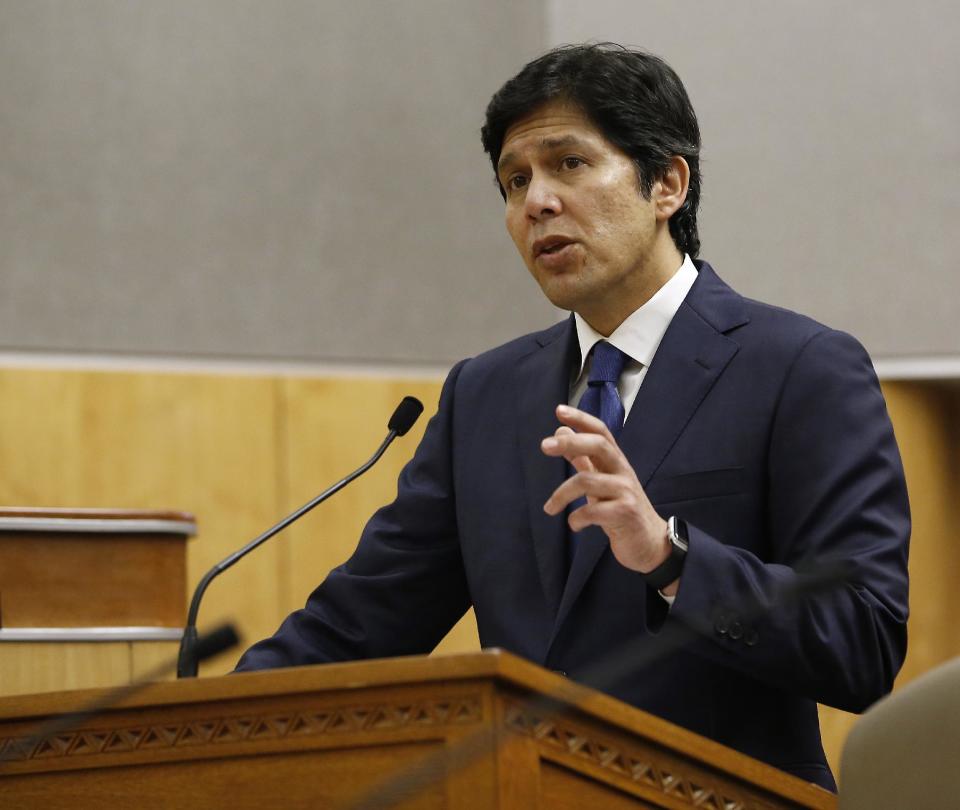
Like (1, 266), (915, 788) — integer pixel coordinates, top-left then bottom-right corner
(0, 650), (836, 809)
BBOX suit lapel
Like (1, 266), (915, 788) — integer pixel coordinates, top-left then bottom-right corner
(546, 262), (748, 650)
(516, 318), (579, 617)
(621, 300), (742, 488)
(549, 524), (608, 645)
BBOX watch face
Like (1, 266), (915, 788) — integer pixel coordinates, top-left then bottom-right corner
(669, 517), (689, 552)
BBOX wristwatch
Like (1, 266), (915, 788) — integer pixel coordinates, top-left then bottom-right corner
(643, 516), (688, 591)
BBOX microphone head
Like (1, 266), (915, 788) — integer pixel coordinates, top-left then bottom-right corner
(388, 396), (424, 436)
(194, 623), (241, 663)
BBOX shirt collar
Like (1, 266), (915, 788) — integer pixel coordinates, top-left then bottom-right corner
(573, 254), (698, 378)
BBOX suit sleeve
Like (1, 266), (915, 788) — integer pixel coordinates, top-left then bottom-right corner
(235, 360), (471, 671)
(669, 328), (910, 712)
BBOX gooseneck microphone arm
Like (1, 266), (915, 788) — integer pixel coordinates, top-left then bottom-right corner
(176, 396), (424, 679)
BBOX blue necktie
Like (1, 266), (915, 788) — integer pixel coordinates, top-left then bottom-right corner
(577, 340), (628, 437)
(566, 341), (628, 568)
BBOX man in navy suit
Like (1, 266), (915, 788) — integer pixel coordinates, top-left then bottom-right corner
(236, 44), (910, 791)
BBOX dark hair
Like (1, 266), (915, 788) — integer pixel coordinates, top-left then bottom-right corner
(481, 43), (702, 258)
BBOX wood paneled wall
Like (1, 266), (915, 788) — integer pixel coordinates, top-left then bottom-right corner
(0, 366), (957, 776)
(0, 368), (475, 686)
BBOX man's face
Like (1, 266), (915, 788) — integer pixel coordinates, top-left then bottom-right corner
(498, 101), (670, 330)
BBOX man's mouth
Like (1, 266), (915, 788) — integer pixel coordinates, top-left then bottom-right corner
(533, 237), (575, 258)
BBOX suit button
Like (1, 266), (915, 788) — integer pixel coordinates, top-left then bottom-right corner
(714, 612), (729, 636)
(744, 628), (759, 647)
(729, 621), (743, 640)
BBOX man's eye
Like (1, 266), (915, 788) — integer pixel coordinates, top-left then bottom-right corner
(561, 156), (584, 170)
(507, 175), (528, 191)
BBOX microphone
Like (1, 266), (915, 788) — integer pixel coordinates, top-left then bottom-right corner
(389, 396), (424, 436)
(176, 396), (424, 678)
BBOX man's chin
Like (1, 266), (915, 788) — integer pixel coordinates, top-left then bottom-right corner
(533, 277), (587, 313)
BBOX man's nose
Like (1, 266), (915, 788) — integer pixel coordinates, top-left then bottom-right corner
(524, 174), (562, 220)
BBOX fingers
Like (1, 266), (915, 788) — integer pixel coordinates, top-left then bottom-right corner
(555, 404), (614, 441)
(541, 429), (623, 472)
(540, 403), (639, 522)
(566, 498), (638, 533)
(554, 425), (594, 474)
(539, 406), (667, 571)
(544, 470), (624, 515)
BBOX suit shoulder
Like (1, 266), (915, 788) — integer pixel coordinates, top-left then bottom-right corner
(721, 297), (877, 397)
(741, 296), (827, 338)
(737, 295), (869, 356)
(457, 319), (569, 377)
(689, 262), (846, 356)
(694, 262), (872, 371)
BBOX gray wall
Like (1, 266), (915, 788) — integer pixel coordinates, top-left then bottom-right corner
(1, 1), (956, 365)
(0, 0), (553, 365)
(548, 0), (960, 360)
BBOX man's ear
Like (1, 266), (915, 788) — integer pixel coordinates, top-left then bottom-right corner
(653, 156), (690, 222)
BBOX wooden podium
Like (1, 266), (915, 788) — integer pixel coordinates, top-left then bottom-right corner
(0, 650), (835, 809)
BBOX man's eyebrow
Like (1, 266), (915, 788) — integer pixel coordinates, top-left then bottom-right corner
(497, 151), (520, 177)
(540, 134), (587, 152)
(497, 134), (591, 177)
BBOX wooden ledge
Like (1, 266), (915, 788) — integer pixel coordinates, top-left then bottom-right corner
(0, 507), (196, 536)
(0, 507), (193, 627)
(0, 627), (183, 642)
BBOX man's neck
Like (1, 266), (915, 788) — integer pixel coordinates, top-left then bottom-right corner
(578, 246), (685, 336)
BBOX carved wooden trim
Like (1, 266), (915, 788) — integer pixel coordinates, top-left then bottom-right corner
(504, 703), (782, 810)
(0, 694), (482, 765)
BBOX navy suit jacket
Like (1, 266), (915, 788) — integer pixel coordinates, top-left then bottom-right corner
(236, 262), (910, 790)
